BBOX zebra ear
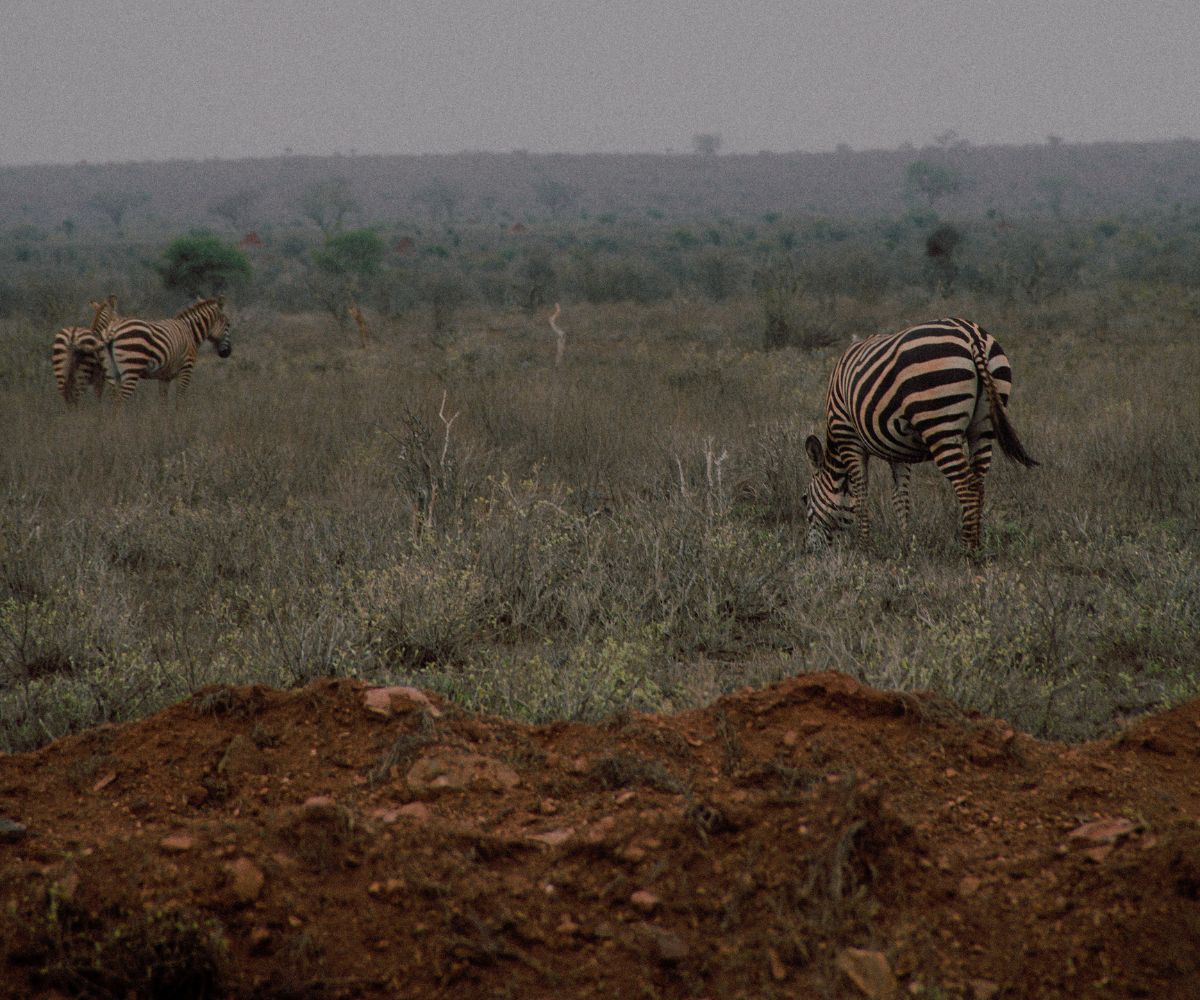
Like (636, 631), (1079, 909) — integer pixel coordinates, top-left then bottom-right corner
(804, 435), (824, 468)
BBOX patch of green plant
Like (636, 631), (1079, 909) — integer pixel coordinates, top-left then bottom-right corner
(31, 890), (228, 1000)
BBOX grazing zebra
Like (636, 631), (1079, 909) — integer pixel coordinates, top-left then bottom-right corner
(803, 317), (1037, 550)
(102, 296), (232, 404)
(51, 295), (117, 405)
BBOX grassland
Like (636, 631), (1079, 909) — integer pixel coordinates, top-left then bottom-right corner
(1, 285), (1197, 752)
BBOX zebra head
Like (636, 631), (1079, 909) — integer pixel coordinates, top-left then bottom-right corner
(803, 434), (853, 548)
(210, 296), (232, 358)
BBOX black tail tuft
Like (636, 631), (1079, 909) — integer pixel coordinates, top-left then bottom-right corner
(992, 396), (1038, 467)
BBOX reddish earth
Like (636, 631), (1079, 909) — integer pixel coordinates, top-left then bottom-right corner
(0, 672), (1198, 999)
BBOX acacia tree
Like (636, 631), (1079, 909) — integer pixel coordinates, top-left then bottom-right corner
(532, 177), (579, 218)
(412, 179), (462, 226)
(159, 233), (251, 297)
(298, 177), (359, 233)
(88, 190), (149, 233)
(209, 188), (261, 230)
(310, 228), (385, 321)
(905, 161), (962, 207)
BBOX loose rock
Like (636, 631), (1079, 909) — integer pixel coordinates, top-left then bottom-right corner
(835, 948), (898, 1000)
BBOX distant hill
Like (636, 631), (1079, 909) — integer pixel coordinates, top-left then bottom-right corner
(2, 139), (1198, 234)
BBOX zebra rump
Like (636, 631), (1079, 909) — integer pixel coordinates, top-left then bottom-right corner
(51, 296), (117, 405)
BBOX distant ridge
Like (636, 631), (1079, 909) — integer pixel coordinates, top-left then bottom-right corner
(2, 139), (1198, 230)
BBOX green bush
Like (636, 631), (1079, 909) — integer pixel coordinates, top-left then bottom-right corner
(159, 232), (250, 297)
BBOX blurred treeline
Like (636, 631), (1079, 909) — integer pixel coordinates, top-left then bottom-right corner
(3, 138), (1200, 332)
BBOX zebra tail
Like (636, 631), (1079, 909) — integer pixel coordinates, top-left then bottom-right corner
(971, 340), (1039, 469)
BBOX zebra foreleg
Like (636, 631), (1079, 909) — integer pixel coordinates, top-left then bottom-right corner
(889, 462), (912, 534)
(173, 362), (195, 404)
(847, 449), (870, 542)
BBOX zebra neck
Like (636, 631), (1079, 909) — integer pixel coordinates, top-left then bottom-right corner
(185, 311), (211, 344)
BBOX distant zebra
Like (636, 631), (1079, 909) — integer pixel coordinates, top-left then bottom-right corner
(51, 295), (117, 405)
(803, 317), (1037, 550)
(102, 296), (232, 404)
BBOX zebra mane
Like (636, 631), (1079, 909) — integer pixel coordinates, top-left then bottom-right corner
(174, 297), (224, 320)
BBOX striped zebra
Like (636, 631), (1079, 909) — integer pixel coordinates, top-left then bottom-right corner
(803, 317), (1037, 550)
(102, 296), (232, 404)
(51, 295), (117, 405)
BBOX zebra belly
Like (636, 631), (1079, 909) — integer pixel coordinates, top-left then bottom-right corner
(857, 416), (931, 464)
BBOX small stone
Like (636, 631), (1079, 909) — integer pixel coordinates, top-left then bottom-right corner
(249, 926), (272, 953)
(303, 795), (336, 810)
(367, 807), (401, 824)
(835, 948), (898, 1000)
(91, 771), (117, 793)
(1069, 817), (1136, 844)
(958, 875), (982, 897)
(630, 889), (660, 913)
(614, 790), (636, 805)
(556, 918), (579, 935)
(643, 925), (688, 963)
(969, 979), (1000, 1000)
(1082, 844), (1113, 863)
(160, 833), (195, 852)
(396, 802), (431, 821)
(585, 816), (616, 843)
(768, 946), (787, 982)
(529, 828), (574, 847)
(622, 844), (647, 863)
(538, 798), (559, 814)
(225, 857), (265, 903)
(782, 729), (798, 748)
(218, 734), (266, 783)
(406, 752), (520, 795)
(0, 818), (28, 844)
(363, 686), (442, 718)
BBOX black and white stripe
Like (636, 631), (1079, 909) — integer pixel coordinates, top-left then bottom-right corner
(804, 317), (1036, 549)
(102, 297), (232, 404)
(51, 296), (117, 405)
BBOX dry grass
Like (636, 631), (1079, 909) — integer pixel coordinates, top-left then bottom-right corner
(1, 288), (1197, 751)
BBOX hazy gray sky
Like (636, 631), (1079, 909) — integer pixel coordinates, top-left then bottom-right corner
(3, 0), (1198, 165)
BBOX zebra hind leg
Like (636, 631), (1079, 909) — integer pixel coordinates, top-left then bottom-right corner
(930, 437), (982, 549)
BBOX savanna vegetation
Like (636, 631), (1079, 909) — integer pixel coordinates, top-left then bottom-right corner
(1, 142), (1197, 754)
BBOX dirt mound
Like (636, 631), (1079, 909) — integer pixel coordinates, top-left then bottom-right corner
(0, 672), (1197, 999)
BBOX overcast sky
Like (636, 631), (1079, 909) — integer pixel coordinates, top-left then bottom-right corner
(3, 0), (1198, 165)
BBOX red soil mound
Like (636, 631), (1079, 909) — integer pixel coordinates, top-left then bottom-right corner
(1, 672), (1197, 998)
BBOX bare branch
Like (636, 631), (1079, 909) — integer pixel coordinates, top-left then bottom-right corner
(438, 390), (460, 468)
(548, 302), (566, 367)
